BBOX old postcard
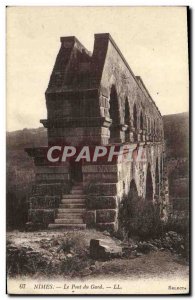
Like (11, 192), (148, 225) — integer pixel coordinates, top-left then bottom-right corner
(6, 6), (190, 295)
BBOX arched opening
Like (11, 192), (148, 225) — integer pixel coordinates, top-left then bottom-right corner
(125, 98), (130, 142)
(69, 159), (83, 183)
(147, 116), (152, 140)
(133, 104), (137, 141)
(147, 117), (151, 139)
(119, 179), (139, 222)
(155, 158), (159, 196)
(118, 179), (140, 238)
(161, 128), (164, 139)
(128, 179), (139, 218)
(133, 104), (137, 130)
(146, 116), (149, 132)
(146, 164), (153, 202)
(140, 111), (144, 131)
(109, 86), (120, 143)
(140, 111), (144, 141)
(157, 120), (162, 140)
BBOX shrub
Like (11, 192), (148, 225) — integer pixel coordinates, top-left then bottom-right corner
(118, 192), (163, 239)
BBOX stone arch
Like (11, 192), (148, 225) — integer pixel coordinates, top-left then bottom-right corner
(128, 179), (139, 217)
(155, 119), (159, 140)
(124, 97), (130, 141)
(146, 163), (153, 202)
(155, 157), (160, 196)
(146, 116), (148, 132)
(121, 179), (139, 219)
(109, 85), (120, 143)
(140, 110), (144, 131)
(147, 116), (151, 136)
(133, 103), (138, 142)
(133, 103), (137, 130)
(150, 119), (154, 141)
(147, 116), (152, 140)
(150, 118), (153, 133)
(153, 119), (156, 139)
(118, 179), (139, 236)
(157, 120), (162, 140)
(160, 155), (163, 182)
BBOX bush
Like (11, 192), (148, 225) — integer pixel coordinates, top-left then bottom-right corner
(7, 233), (93, 278)
(6, 190), (29, 230)
(118, 193), (163, 239)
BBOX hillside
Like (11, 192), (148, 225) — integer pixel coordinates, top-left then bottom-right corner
(7, 127), (47, 149)
(163, 112), (189, 158)
(163, 112), (189, 220)
(6, 127), (47, 228)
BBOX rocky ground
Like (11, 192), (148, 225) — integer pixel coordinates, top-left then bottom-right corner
(7, 229), (189, 280)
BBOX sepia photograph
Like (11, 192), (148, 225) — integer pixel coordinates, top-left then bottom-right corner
(6, 6), (190, 295)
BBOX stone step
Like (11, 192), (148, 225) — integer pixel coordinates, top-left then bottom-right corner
(56, 213), (84, 219)
(72, 186), (83, 190)
(48, 224), (86, 230)
(55, 218), (84, 224)
(61, 199), (85, 204)
(72, 183), (83, 187)
(71, 190), (84, 194)
(62, 194), (86, 199)
(58, 208), (86, 213)
(59, 203), (85, 209)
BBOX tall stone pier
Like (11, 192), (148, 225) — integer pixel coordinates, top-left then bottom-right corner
(26, 33), (168, 231)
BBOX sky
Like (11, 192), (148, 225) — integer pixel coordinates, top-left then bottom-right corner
(6, 6), (189, 131)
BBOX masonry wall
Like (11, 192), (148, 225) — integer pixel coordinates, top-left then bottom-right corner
(82, 142), (167, 232)
(96, 34), (163, 145)
(26, 33), (167, 231)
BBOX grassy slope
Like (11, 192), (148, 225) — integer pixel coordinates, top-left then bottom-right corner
(163, 112), (189, 158)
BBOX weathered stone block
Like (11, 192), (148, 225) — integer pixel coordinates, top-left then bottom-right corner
(32, 182), (71, 196)
(25, 222), (44, 231)
(28, 209), (44, 223)
(35, 166), (69, 174)
(45, 196), (60, 208)
(28, 209), (55, 228)
(36, 173), (69, 182)
(86, 196), (117, 210)
(43, 209), (55, 226)
(83, 173), (118, 183)
(96, 209), (117, 223)
(96, 222), (116, 233)
(84, 210), (96, 228)
(82, 164), (118, 173)
(90, 238), (122, 260)
(30, 196), (60, 209)
(32, 183), (62, 196)
(89, 183), (118, 196)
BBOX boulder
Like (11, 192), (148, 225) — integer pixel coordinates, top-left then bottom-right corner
(90, 238), (122, 260)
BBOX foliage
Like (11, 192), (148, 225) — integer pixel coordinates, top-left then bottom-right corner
(118, 191), (163, 239)
(6, 151), (34, 229)
(7, 128), (47, 229)
(7, 232), (94, 278)
(163, 112), (189, 158)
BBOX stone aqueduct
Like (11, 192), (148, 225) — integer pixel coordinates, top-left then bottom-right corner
(26, 33), (169, 231)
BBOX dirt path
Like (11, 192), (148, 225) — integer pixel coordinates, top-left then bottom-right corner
(91, 251), (188, 279)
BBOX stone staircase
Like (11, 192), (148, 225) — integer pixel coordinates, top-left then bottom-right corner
(48, 183), (86, 230)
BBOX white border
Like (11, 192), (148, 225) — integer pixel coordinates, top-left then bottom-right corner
(1, 1), (193, 299)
